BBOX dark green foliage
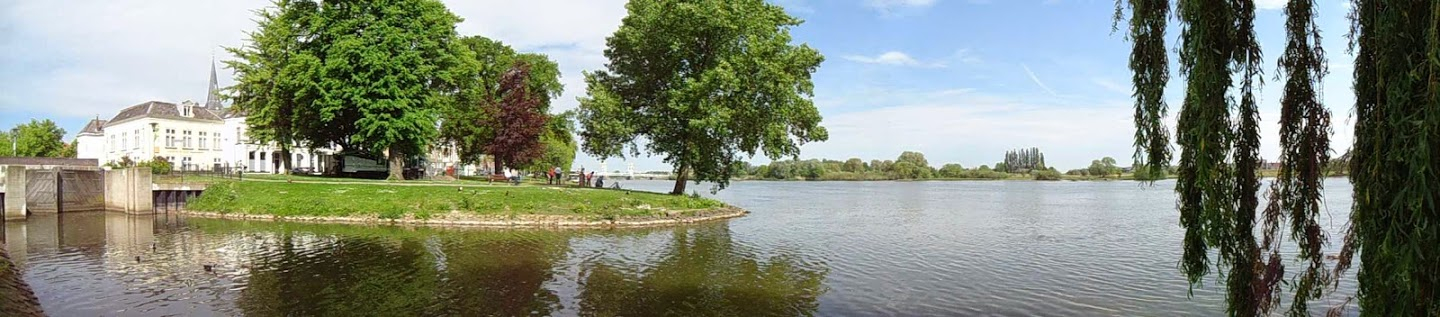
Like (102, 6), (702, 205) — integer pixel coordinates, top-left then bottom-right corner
(1341, 0), (1440, 315)
(1031, 168), (1062, 181)
(1114, 0), (1172, 183)
(228, 0), (471, 180)
(520, 110), (578, 172)
(441, 36), (565, 170)
(1259, 0), (1334, 315)
(1171, 0), (1267, 314)
(1087, 157), (1121, 178)
(577, 0), (828, 195)
(1001, 147), (1046, 173)
(225, 0), (318, 174)
(1119, 0), (1282, 315)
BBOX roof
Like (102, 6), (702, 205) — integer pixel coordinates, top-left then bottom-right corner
(77, 119), (107, 136)
(107, 101), (224, 125)
(219, 107), (247, 119)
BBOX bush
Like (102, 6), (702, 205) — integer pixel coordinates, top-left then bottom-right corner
(1032, 169), (1063, 181)
(135, 157), (173, 175)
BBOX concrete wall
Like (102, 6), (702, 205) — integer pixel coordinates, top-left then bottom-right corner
(0, 158), (99, 167)
(3, 166), (25, 221)
(103, 168), (152, 214)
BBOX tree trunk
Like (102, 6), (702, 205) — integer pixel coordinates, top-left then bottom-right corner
(387, 146), (404, 180)
(280, 147), (292, 175)
(670, 164), (690, 195)
(493, 159), (504, 176)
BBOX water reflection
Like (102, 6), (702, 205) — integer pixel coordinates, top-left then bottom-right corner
(4, 214), (830, 316)
(577, 225), (828, 316)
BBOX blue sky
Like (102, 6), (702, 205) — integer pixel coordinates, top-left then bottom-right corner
(1, 0), (1357, 172)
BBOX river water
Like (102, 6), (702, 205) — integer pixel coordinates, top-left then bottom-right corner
(1, 179), (1359, 316)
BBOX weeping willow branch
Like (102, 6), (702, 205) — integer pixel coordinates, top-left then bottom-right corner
(1113, 0), (1171, 183)
(1340, 0), (1440, 315)
(1174, 1), (1252, 314)
(1257, 0), (1334, 316)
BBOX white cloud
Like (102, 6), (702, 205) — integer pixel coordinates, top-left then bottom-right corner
(843, 51), (946, 68)
(1256, 0), (1288, 10)
(799, 88), (1136, 169)
(0, 0), (626, 118)
(1021, 64), (1059, 96)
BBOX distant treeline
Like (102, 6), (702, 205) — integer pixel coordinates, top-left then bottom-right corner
(736, 151), (1064, 181)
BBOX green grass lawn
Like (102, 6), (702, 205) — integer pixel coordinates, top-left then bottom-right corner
(188, 180), (725, 221)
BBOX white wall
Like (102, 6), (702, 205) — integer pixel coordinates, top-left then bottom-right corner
(76, 134), (105, 162)
(101, 118), (226, 170)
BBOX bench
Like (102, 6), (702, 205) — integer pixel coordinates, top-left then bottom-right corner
(487, 174), (509, 183)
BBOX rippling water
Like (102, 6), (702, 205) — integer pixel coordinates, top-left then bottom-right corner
(2, 179), (1360, 316)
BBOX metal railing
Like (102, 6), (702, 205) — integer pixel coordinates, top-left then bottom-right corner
(152, 163), (245, 185)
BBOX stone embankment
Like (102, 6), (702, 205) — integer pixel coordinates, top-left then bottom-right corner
(0, 244), (43, 317)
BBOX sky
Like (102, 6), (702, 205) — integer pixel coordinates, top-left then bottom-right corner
(0, 0), (1359, 172)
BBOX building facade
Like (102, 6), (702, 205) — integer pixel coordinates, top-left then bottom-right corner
(75, 63), (331, 173)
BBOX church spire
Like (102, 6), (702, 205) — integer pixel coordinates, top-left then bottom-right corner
(204, 58), (223, 111)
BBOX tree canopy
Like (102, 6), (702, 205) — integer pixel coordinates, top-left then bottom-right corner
(227, 0), (471, 180)
(441, 36), (564, 170)
(577, 0), (827, 195)
(4, 119), (68, 158)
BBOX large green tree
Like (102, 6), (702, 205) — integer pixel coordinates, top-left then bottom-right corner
(441, 36), (563, 172)
(228, 0), (471, 180)
(7, 119), (67, 157)
(314, 0), (470, 180)
(1341, 0), (1440, 314)
(226, 0), (320, 174)
(577, 0), (827, 195)
(520, 110), (579, 173)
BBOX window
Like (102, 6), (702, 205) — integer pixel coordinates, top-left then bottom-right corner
(199, 132), (207, 151)
(214, 131), (221, 149)
(165, 129), (177, 148)
(133, 129), (141, 150)
(121, 132), (128, 150)
(109, 135), (116, 152)
(236, 127), (243, 144)
(183, 130), (193, 149)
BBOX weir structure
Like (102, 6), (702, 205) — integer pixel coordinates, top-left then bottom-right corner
(1, 158), (176, 221)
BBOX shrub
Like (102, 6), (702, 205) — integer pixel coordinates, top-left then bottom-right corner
(1032, 169), (1063, 181)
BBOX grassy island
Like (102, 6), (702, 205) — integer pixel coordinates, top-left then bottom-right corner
(186, 181), (743, 228)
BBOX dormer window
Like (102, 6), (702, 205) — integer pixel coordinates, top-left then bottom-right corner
(181, 100), (197, 117)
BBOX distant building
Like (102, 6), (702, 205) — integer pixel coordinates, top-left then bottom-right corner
(75, 62), (333, 173)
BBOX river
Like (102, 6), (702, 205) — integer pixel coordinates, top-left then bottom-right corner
(1, 179), (1359, 316)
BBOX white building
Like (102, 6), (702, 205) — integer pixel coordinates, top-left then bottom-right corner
(76, 63), (331, 173)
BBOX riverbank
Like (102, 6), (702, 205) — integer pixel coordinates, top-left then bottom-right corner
(185, 181), (746, 228)
(0, 244), (43, 317)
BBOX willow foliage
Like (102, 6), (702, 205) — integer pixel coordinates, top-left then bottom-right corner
(1260, 0), (1333, 315)
(1342, 0), (1440, 315)
(1113, 0), (1172, 182)
(1115, 0), (1309, 315)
